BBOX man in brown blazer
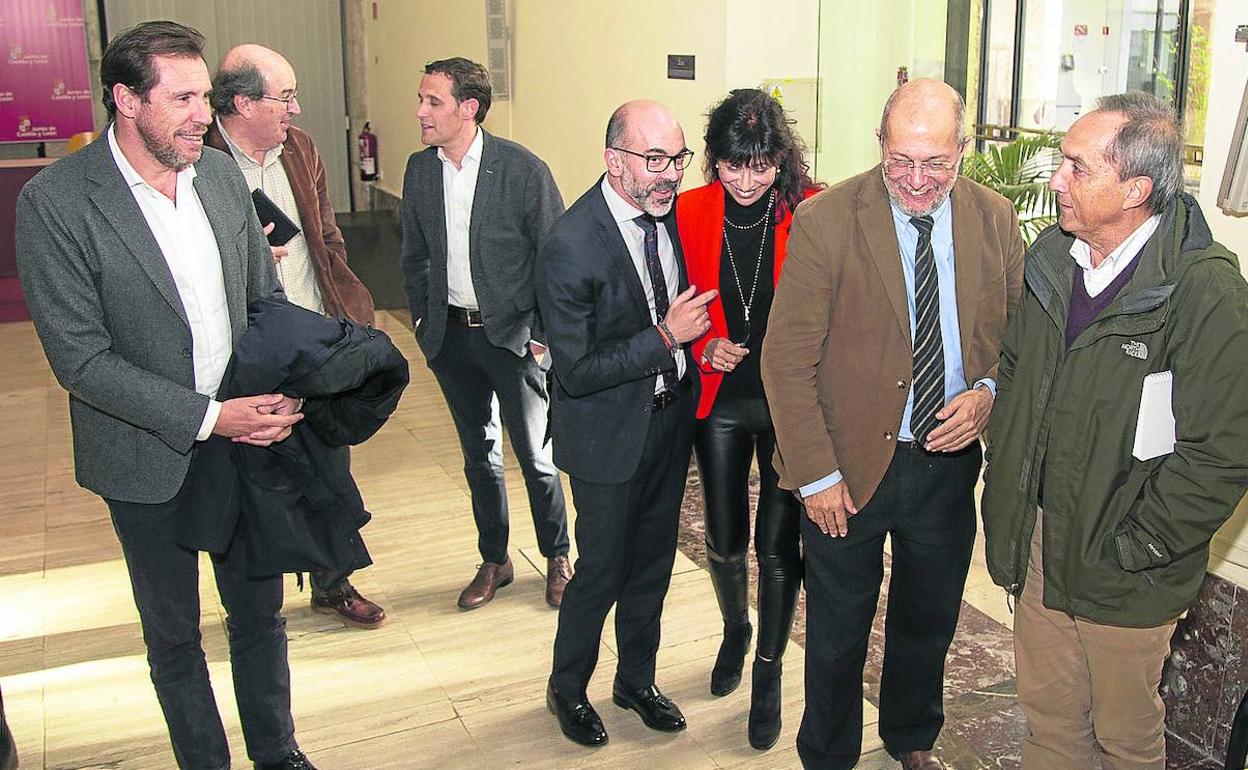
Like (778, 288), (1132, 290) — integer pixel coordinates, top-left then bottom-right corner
(761, 79), (1023, 769)
(208, 44), (385, 630)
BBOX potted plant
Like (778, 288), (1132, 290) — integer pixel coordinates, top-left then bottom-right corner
(962, 132), (1062, 243)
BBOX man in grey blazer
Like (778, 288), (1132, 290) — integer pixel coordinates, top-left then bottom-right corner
(401, 57), (571, 610)
(15, 22), (315, 770)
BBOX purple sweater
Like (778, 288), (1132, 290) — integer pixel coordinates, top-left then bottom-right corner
(1066, 253), (1143, 346)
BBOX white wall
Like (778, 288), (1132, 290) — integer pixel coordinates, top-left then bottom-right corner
(1202, 0), (1248, 585)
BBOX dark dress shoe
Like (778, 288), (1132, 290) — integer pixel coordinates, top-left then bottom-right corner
(748, 656), (782, 750)
(457, 558), (514, 610)
(254, 748), (318, 769)
(611, 679), (687, 732)
(311, 583), (387, 629)
(546, 682), (608, 746)
(898, 749), (945, 770)
(545, 555), (573, 608)
(710, 621), (752, 696)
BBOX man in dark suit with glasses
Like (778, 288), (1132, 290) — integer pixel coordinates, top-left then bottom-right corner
(537, 99), (716, 747)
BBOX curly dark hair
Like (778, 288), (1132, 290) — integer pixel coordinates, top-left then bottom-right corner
(702, 89), (821, 216)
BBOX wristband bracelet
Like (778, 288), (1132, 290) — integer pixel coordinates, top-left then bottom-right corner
(656, 321), (676, 350)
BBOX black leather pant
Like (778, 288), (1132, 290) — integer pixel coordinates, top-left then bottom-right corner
(693, 395), (803, 660)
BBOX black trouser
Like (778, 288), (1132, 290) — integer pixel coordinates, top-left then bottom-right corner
(311, 448), (355, 599)
(426, 320), (569, 564)
(796, 441), (980, 769)
(693, 396), (802, 660)
(550, 387), (695, 699)
(106, 495), (296, 769)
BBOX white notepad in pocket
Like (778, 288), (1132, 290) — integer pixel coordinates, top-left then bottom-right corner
(1133, 370), (1176, 461)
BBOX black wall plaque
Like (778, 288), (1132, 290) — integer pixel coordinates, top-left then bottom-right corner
(667, 55), (695, 80)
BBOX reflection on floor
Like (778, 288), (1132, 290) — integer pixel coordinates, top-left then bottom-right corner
(0, 312), (1222, 769)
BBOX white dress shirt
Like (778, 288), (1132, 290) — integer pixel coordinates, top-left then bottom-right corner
(108, 126), (230, 440)
(440, 126), (484, 309)
(598, 176), (686, 392)
(1070, 214), (1161, 298)
(216, 118), (324, 314)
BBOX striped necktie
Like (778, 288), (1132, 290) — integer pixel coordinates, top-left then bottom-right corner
(910, 215), (944, 443)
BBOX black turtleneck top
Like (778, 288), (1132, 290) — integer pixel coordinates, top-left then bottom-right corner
(717, 187), (776, 401)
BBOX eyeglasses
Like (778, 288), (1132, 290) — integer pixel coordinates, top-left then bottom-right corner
(883, 157), (960, 176)
(259, 91), (298, 108)
(612, 147), (694, 173)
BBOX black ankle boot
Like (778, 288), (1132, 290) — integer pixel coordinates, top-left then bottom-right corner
(710, 620), (753, 696)
(748, 656), (783, 750)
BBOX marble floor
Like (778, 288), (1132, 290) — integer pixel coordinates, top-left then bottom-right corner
(0, 312), (1222, 769)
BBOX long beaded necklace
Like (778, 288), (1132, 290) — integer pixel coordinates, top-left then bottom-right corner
(721, 189), (775, 328)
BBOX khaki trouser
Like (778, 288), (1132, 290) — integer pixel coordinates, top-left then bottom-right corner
(1015, 509), (1177, 770)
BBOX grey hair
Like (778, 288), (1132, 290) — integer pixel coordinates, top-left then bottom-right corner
(1094, 91), (1184, 214)
(210, 61), (265, 116)
(605, 104), (628, 148)
(877, 84), (966, 144)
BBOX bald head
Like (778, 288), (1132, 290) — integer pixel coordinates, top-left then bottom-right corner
(210, 43), (297, 117)
(211, 43), (300, 157)
(878, 78), (965, 146)
(876, 79), (968, 217)
(605, 100), (680, 149)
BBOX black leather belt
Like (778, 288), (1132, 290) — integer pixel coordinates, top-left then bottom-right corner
(448, 305), (484, 327)
(651, 375), (692, 410)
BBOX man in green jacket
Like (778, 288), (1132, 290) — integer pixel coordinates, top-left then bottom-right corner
(981, 91), (1248, 768)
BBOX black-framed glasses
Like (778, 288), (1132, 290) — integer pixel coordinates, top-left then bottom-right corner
(259, 91), (298, 108)
(611, 146), (694, 173)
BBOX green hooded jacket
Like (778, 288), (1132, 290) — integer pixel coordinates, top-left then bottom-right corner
(981, 193), (1248, 627)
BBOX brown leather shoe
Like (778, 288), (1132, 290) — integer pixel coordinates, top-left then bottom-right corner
(898, 750), (944, 770)
(546, 555), (573, 608)
(311, 584), (387, 629)
(457, 558), (514, 610)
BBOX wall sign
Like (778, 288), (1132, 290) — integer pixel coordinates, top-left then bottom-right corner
(667, 54), (694, 81)
(0, 0), (95, 143)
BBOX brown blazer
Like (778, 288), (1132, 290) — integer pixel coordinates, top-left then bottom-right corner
(761, 165), (1024, 507)
(205, 123), (375, 324)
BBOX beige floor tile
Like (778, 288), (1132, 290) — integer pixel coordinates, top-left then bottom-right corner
(0, 310), (989, 769)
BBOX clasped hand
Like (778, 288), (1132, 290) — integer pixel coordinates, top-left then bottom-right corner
(702, 337), (748, 372)
(212, 393), (303, 446)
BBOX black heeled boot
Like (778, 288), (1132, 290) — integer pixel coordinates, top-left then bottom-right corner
(707, 553), (752, 696)
(748, 655), (783, 750)
(0, 685), (16, 770)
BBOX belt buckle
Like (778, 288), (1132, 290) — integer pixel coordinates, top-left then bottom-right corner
(466, 311), (483, 328)
(653, 389), (675, 410)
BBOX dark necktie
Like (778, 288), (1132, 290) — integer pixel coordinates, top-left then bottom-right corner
(636, 215), (678, 391)
(910, 215), (944, 443)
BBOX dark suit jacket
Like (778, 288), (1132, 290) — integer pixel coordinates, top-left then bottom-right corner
(205, 122), (375, 325)
(400, 129), (564, 359)
(536, 178), (698, 485)
(15, 133), (281, 504)
(761, 166), (1025, 506)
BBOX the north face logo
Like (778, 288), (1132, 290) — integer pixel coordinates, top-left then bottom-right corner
(1122, 340), (1148, 359)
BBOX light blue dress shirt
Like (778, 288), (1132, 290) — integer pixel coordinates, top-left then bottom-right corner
(798, 195), (994, 499)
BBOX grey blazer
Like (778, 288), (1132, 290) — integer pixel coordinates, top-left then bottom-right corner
(400, 129), (564, 360)
(15, 134), (281, 504)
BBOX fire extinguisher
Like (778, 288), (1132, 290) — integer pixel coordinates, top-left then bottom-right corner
(358, 122), (378, 181)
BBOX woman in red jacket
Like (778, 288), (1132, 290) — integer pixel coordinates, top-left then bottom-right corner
(677, 89), (822, 750)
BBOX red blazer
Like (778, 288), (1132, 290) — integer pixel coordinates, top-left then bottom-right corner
(676, 180), (817, 418)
